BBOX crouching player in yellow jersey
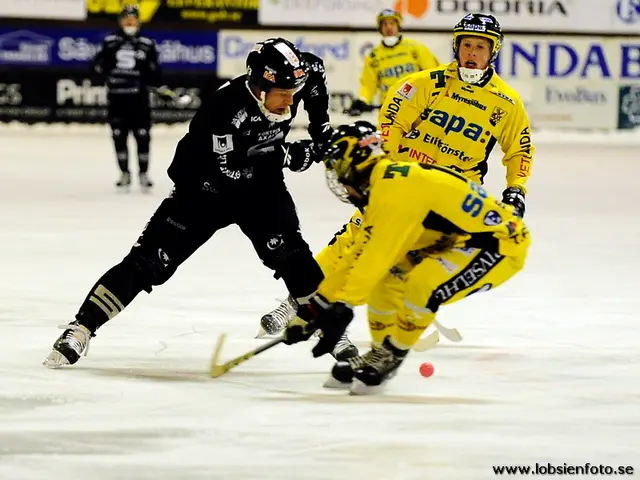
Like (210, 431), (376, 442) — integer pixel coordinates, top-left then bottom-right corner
(283, 122), (530, 394)
(346, 8), (440, 116)
(257, 14), (533, 355)
(380, 13), (533, 217)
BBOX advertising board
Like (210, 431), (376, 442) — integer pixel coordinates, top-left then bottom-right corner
(0, 27), (218, 72)
(259, 0), (638, 34)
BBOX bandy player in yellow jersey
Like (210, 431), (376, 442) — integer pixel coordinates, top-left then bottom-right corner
(380, 13), (533, 216)
(345, 8), (440, 116)
(282, 122), (530, 394)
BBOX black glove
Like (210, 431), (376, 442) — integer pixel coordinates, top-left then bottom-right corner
(308, 122), (334, 156)
(282, 140), (321, 173)
(284, 294), (354, 358)
(502, 186), (526, 218)
(345, 99), (369, 117)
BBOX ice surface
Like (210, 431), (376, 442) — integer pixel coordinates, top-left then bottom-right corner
(0, 123), (639, 479)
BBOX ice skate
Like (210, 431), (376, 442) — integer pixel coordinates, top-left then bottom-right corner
(116, 171), (131, 190)
(349, 336), (408, 395)
(43, 321), (93, 368)
(139, 172), (153, 192)
(324, 344), (379, 389)
(256, 296), (297, 338)
(330, 333), (358, 361)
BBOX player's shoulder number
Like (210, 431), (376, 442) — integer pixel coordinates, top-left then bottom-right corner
(383, 162), (411, 179)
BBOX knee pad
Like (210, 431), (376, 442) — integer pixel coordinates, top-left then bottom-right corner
(124, 247), (177, 292)
(134, 128), (150, 151)
(264, 237), (323, 298)
(111, 127), (128, 152)
(260, 233), (309, 271)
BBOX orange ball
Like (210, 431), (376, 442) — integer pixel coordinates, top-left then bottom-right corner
(419, 362), (434, 378)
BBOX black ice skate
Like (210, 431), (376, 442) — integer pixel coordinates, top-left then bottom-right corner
(324, 344), (380, 389)
(43, 321), (93, 368)
(256, 295), (297, 338)
(116, 171), (131, 190)
(139, 172), (153, 191)
(350, 336), (409, 395)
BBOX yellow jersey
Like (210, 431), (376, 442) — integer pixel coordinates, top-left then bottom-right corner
(378, 61), (534, 192)
(360, 37), (440, 106)
(318, 159), (530, 306)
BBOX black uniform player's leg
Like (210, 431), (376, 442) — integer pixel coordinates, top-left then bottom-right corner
(108, 97), (131, 187)
(44, 188), (233, 367)
(238, 178), (323, 302)
(132, 96), (152, 188)
(238, 177), (359, 360)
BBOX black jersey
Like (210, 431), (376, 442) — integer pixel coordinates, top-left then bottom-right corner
(91, 30), (162, 97)
(168, 52), (331, 186)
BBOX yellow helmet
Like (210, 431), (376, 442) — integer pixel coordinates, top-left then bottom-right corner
(377, 8), (402, 32)
(453, 13), (504, 63)
(323, 121), (385, 207)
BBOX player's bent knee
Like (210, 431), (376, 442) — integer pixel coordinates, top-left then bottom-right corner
(124, 248), (177, 292)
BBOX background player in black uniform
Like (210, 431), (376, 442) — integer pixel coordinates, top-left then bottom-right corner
(92, 4), (182, 191)
(44, 38), (353, 368)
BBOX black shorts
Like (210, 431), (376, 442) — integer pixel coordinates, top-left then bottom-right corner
(108, 94), (151, 133)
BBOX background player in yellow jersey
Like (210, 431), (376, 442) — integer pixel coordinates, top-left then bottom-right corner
(283, 122), (531, 394)
(346, 8), (440, 116)
(380, 13), (532, 218)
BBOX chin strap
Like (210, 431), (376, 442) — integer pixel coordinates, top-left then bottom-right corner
(245, 82), (291, 123)
(458, 66), (489, 85)
(382, 36), (401, 47)
(122, 26), (139, 36)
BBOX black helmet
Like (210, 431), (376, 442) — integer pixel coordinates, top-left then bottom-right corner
(323, 121), (385, 207)
(453, 13), (503, 63)
(246, 38), (309, 92)
(119, 4), (140, 20)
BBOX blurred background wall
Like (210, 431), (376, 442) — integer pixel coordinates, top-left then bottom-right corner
(0, 0), (639, 131)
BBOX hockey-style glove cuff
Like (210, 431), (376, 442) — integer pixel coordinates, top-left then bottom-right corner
(502, 186), (526, 218)
(345, 99), (368, 117)
(283, 294), (354, 358)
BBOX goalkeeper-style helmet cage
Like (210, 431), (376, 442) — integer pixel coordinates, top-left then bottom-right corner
(452, 13), (503, 63)
(376, 8), (403, 32)
(246, 37), (309, 122)
(323, 121), (385, 207)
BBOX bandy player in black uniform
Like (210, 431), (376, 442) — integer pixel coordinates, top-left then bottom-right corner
(44, 38), (356, 368)
(91, 5), (186, 191)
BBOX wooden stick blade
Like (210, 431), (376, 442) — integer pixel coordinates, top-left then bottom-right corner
(412, 330), (440, 353)
(209, 333), (227, 378)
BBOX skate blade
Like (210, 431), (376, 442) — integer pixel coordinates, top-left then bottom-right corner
(255, 326), (279, 339)
(349, 378), (386, 396)
(42, 350), (70, 369)
(323, 376), (352, 390)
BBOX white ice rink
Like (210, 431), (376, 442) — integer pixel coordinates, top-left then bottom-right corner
(0, 123), (639, 479)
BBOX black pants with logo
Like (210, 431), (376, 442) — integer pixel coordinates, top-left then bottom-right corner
(74, 175), (323, 332)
